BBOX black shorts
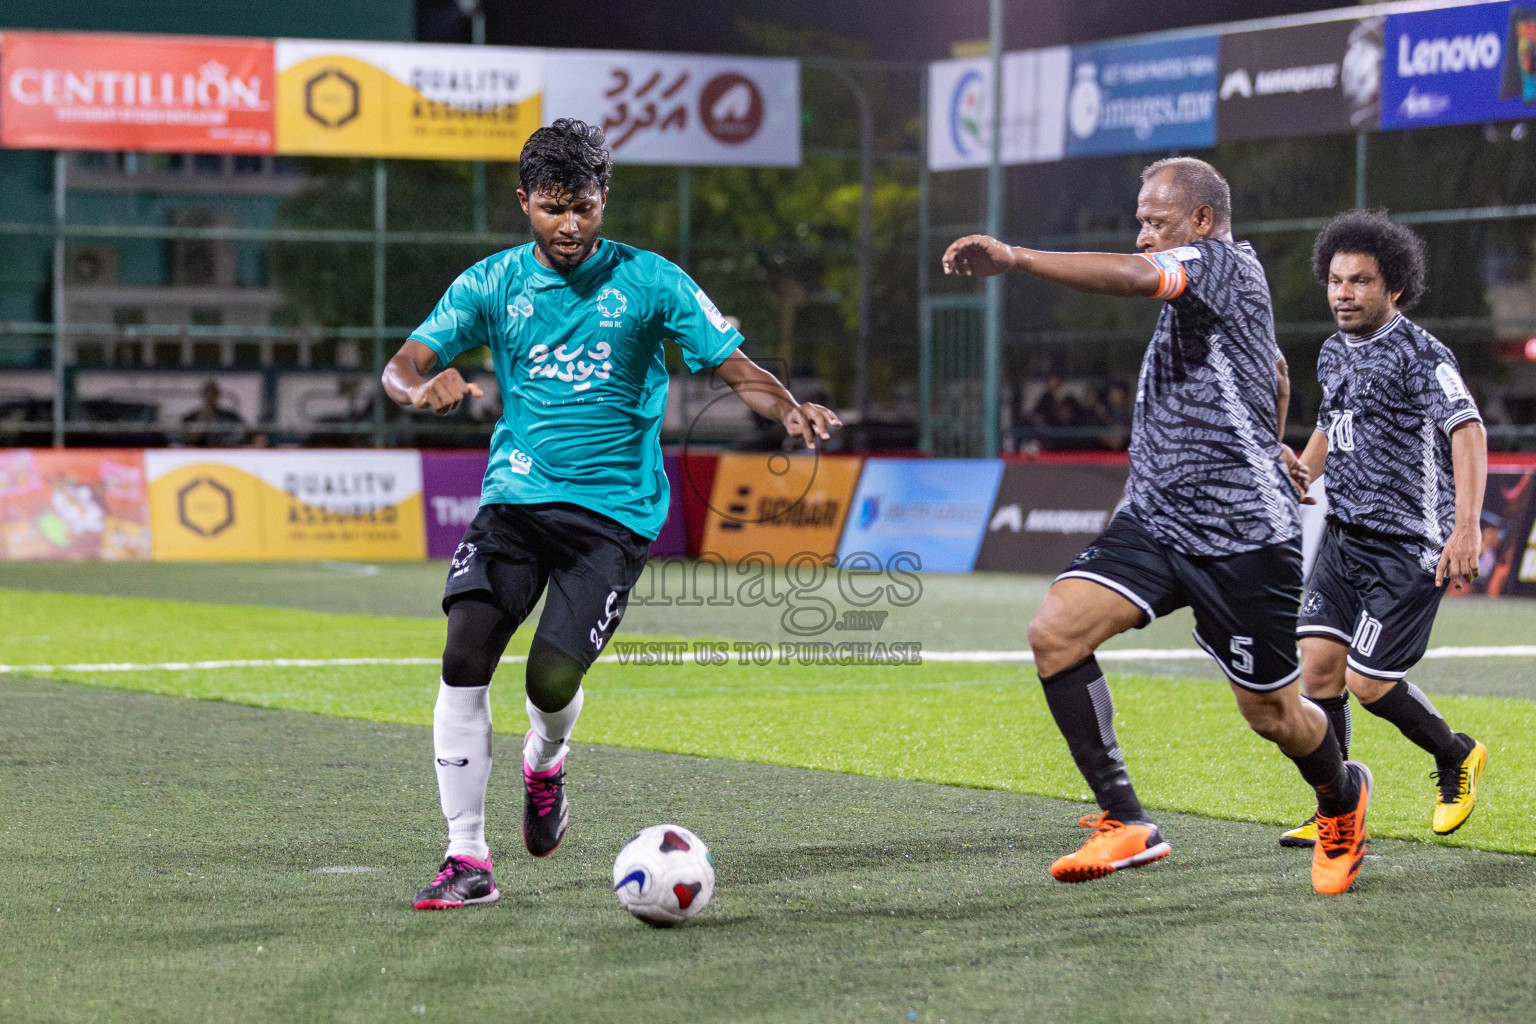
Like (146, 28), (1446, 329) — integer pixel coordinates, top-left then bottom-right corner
(1297, 519), (1447, 682)
(1057, 509), (1303, 691)
(444, 502), (651, 669)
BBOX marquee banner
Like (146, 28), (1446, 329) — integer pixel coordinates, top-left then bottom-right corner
(0, 32), (275, 153)
(274, 39), (544, 160)
(144, 449), (425, 561)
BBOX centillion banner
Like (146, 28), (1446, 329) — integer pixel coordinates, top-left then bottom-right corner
(274, 40), (543, 159)
(145, 450), (425, 561)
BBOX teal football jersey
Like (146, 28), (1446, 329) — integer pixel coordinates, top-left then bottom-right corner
(410, 240), (743, 539)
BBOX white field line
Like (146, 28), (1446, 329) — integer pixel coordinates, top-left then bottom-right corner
(2, 645), (1534, 674)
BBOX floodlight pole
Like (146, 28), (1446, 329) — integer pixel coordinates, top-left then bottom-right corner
(983, 0), (1004, 457)
(471, 4), (488, 235)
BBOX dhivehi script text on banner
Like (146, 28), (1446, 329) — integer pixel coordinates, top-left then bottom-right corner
(145, 449), (425, 561)
(0, 32), (275, 153)
(274, 39), (543, 159)
(543, 50), (800, 166)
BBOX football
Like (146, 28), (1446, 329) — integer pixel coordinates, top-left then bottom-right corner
(612, 824), (715, 926)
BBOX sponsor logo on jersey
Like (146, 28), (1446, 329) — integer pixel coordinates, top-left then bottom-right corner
(509, 448), (533, 476)
(1435, 362), (1471, 404)
(694, 287), (733, 332)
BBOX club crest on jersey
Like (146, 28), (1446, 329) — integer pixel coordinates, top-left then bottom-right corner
(507, 295), (535, 318)
(596, 287), (628, 326)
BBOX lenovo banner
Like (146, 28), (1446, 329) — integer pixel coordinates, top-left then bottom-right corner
(1381, 2), (1536, 130)
(974, 461), (1127, 575)
(0, 32), (275, 153)
(1217, 18), (1383, 141)
(545, 51), (800, 166)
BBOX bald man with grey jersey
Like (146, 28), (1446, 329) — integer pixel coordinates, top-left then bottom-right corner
(943, 157), (1371, 896)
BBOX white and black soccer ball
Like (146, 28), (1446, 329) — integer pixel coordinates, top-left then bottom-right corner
(612, 824), (715, 926)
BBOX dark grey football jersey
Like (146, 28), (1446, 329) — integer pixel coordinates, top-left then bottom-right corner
(1125, 238), (1301, 557)
(1316, 314), (1481, 559)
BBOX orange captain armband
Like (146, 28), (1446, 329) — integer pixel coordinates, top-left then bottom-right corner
(1140, 250), (1188, 300)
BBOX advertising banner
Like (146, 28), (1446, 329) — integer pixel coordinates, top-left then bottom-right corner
(145, 449), (425, 561)
(700, 453), (862, 564)
(652, 454), (689, 558)
(836, 459), (1003, 574)
(926, 47), (1070, 171)
(420, 451), (487, 560)
(974, 462), (1127, 575)
(1469, 463), (1536, 597)
(544, 51), (799, 166)
(1381, 2), (1536, 130)
(0, 32), (275, 153)
(274, 39), (543, 159)
(1066, 35), (1219, 158)
(1218, 18), (1383, 141)
(0, 449), (150, 561)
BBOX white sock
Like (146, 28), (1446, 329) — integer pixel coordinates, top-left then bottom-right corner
(433, 680), (492, 861)
(524, 687), (584, 773)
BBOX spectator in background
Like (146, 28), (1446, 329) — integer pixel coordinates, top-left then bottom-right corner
(182, 380), (246, 447)
(1030, 373), (1068, 429)
(1100, 379), (1133, 450)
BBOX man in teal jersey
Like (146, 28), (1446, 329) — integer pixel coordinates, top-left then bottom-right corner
(383, 119), (840, 910)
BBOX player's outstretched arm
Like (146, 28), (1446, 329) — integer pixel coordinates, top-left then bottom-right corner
(382, 339), (483, 415)
(712, 349), (842, 450)
(1437, 420), (1488, 588)
(942, 234), (1163, 298)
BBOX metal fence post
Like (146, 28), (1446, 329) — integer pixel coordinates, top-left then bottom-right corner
(1355, 131), (1368, 210)
(917, 71), (932, 454)
(373, 159), (388, 448)
(983, 0), (1004, 458)
(677, 165), (691, 271)
(51, 151), (66, 448)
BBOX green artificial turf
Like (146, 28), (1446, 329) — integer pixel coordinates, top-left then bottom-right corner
(5, 676), (1536, 1024)
(3, 588), (1532, 854)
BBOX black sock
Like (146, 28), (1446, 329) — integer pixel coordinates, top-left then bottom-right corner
(1040, 656), (1147, 824)
(1288, 720), (1359, 817)
(1310, 694), (1352, 761)
(1361, 680), (1471, 769)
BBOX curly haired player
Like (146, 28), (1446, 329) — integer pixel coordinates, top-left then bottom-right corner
(1278, 210), (1488, 849)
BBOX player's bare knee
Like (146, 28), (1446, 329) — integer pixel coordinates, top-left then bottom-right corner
(1237, 695), (1291, 742)
(1027, 613), (1088, 676)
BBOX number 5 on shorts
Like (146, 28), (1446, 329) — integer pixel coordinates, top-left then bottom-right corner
(1230, 635), (1255, 676)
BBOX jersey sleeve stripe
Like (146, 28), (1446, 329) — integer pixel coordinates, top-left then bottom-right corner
(1139, 253), (1186, 300)
(1442, 408), (1482, 435)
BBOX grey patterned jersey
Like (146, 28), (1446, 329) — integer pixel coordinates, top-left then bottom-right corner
(1316, 314), (1481, 559)
(1125, 238), (1301, 557)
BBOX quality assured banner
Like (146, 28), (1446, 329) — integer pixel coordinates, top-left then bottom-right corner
(274, 39), (543, 159)
(1381, 1), (1536, 130)
(0, 449), (151, 562)
(1066, 34), (1219, 158)
(0, 31), (275, 153)
(145, 449), (425, 561)
(926, 47), (1070, 171)
(544, 50), (800, 166)
(1217, 18), (1383, 141)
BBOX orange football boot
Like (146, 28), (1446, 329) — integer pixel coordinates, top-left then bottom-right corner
(1050, 817), (1171, 883)
(1312, 761), (1372, 896)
